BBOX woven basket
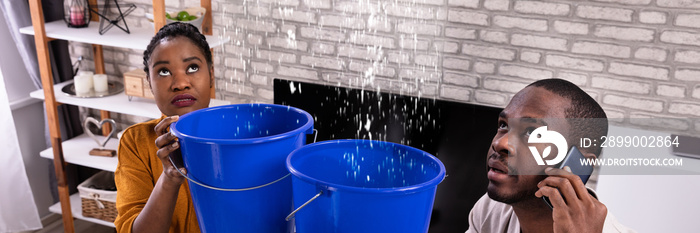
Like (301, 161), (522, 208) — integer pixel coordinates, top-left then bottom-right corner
(78, 171), (117, 222)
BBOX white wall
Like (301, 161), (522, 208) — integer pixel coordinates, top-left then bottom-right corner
(0, 12), (52, 218)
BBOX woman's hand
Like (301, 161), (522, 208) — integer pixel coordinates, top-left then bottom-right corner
(154, 115), (186, 186)
(535, 167), (607, 233)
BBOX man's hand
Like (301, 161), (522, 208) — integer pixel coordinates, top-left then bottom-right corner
(535, 167), (607, 233)
(154, 115), (186, 186)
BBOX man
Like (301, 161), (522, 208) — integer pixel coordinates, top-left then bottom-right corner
(466, 79), (634, 233)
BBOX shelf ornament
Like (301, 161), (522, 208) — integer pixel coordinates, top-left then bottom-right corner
(83, 117), (117, 157)
(64, 0), (91, 28)
(88, 0), (137, 35)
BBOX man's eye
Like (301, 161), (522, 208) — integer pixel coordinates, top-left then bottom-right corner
(525, 127), (535, 137)
(158, 69), (170, 76)
(187, 65), (199, 73)
(498, 122), (508, 130)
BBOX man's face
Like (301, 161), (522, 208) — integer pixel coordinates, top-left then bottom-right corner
(486, 86), (572, 204)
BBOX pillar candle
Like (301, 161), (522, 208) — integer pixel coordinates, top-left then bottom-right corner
(93, 74), (109, 93)
(70, 5), (85, 26)
(78, 70), (93, 76)
(73, 75), (93, 95)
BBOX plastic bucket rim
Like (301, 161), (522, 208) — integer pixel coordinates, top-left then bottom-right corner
(287, 139), (446, 194)
(171, 103), (314, 145)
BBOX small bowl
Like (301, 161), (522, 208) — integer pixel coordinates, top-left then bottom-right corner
(146, 7), (205, 32)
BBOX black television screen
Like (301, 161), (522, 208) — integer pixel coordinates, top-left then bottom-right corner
(274, 79), (502, 232)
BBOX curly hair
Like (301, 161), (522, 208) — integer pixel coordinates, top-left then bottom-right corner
(142, 22), (212, 76)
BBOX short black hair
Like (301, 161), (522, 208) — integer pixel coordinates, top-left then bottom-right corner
(527, 78), (608, 157)
(143, 22), (212, 76)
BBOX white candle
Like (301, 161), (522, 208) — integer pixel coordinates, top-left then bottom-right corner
(93, 74), (109, 93)
(74, 75), (93, 95)
(78, 70), (94, 76)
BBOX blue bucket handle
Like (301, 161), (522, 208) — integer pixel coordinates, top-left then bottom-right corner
(311, 129), (318, 143)
(283, 129), (321, 221)
(168, 156), (291, 191)
(167, 129), (319, 191)
(285, 190), (324, 221)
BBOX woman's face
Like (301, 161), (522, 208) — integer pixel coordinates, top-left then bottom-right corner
(147, 36), (213, 116)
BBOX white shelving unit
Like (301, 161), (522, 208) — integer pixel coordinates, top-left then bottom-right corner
(39, 134), (119, 172)
(30, 80), (162, 118)
(48, 193), (115, 228)
(19, 20), (227, 50)
(30, 80), (231, 119)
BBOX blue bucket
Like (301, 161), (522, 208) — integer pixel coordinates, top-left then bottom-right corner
(171, 103), (314, 233)
(286, 139), (446, 233)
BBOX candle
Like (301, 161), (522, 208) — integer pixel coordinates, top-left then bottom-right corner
(70, 5), (85, 26)
(78, 70), (93, 76)
(93, 74), (109, 93)
(74, 74), (93, 96)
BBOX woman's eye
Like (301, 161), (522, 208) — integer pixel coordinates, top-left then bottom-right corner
(187, 65), (199, 73)
(158, 69), (170, 76)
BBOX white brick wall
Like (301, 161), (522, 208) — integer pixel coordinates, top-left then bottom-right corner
(675, 14), (700, 28)
(603, 95), (664, 112)
(675, 69), (700, 82)
(443, 57), (471, 71)
(484, 0), (509, 11)
(473, 61), (495, 74)
(592, 0), (651, 5)
(493, 15), (547, 32)
(479, 30), (508, 44)
(443, 72), (478, 87)
(447, 10), (489, 26)
(591, 76), (651, 94)
(511, 34), (567, 51)
(608, 62), (669, 80)
(513, 1), (570, 16)
(657, 0), (700, 8)
(69, 0), (700, 135)
(474, 90), (508, 106)
(498, 64), (553, 80)
(657, 84), (686, 98)
(660, 31), (700, 47)
(674, 50), (700, 64)
(553, 21), (589, 35)
(594, 25), (655, 42)
(520, 51), (541, 63)
(546, 54), (604, 72)
(576, 5), (633, 22)
(445, 27), (477, 40)
(440, 85), (471, 101)
(447, 0), (478, 9)
(571, 41), (631, 58)
(483, 77), (529, 94)
(639, 11), (667, 24)
(462, 43), (516, 61)
(635, 47), (667, 62)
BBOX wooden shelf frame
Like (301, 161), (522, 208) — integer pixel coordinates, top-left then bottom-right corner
(26, 0), (213, 232)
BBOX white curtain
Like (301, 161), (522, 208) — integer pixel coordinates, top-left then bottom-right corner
(0, 67), (41, 232)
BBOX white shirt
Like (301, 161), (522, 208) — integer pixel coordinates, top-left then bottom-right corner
(466, 191), (636, 233)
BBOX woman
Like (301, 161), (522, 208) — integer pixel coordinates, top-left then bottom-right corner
(115, 22), (213, 233)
